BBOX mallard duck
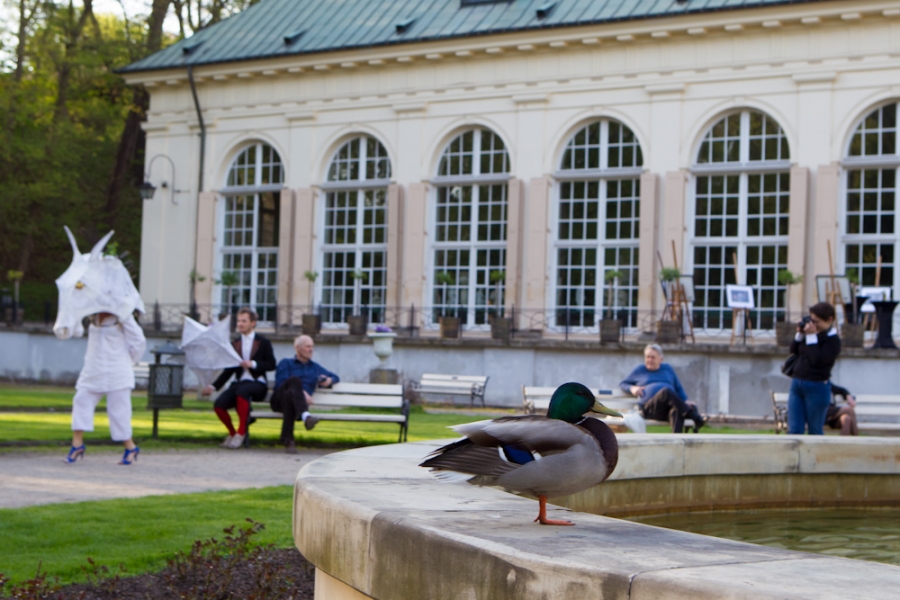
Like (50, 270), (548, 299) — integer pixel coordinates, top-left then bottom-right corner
(420, 382), (621, 526)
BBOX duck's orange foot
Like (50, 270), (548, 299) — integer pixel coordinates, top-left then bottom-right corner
(534, 515), (574, 526)
(534, 494), (575, 526)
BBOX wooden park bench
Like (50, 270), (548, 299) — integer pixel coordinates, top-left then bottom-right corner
(247, 382), (409, 445)
(771, 391), (900, 434)
(522, 386), (696, 430)
(412, 374), (489, 407)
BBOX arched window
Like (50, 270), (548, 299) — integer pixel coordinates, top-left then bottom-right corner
(553, 119), (643, 330)
(432, 128), (509, 329)
(320, 136), (391, 326)
(843, 103), (897, 297)
(689, 110), (791, 331)
(220, 142), (283, 323)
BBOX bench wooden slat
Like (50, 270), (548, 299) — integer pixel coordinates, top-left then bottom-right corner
(251, 411), (407, 424)
(421, 374), (487, 384)
(417, 382), (482, 391)
(311, 395), (406, 409)
(321, 383), (403, 395)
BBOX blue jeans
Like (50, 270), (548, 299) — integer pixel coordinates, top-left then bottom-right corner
(788, 378), (831, 435)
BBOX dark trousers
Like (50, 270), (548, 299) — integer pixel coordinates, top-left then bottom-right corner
(214, 380), (268, 409)
(270, 377), (310, 443)
(641, 388), (697, 433)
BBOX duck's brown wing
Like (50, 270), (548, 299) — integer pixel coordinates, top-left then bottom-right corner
(419, 437), (516, 479)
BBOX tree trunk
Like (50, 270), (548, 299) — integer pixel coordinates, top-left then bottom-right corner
(104, 0), (171, 227)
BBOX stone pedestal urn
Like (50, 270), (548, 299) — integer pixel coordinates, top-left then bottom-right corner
(367, 332), (397, 363)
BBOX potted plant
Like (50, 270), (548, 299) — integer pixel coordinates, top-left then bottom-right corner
(188, 269), (205, 321)
(6, 270), (23, 325)
(776, 269), (803, 346)
(302, 270), (321, 336)
(436, 271), (460, 338)
(842, 268), (865, 348)
(488, 269), (512, 340)
(657, 267), (682, 344)
(347, 269), (369, 335)
(216, 271), (240, 328)
(600, 269), (623, 343)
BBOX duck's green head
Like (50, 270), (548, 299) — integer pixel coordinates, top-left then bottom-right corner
(548, 382), (623, 423)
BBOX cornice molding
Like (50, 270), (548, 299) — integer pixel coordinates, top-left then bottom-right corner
(123, 1), (900, 87)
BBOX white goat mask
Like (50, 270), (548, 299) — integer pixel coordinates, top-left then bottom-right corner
(53, 226), (145, 340)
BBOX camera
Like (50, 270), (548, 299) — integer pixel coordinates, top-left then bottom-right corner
(798, 315), (811, 329)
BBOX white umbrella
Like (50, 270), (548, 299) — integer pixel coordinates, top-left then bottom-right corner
(180, 316), (242, 389)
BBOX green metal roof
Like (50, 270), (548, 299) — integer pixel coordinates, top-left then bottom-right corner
(122, 0), (829, 74)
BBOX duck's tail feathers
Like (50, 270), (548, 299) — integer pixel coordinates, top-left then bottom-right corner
(420, 439), (517, 481)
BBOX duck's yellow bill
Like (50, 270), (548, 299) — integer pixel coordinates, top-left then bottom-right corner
(591, 400), (623, 418)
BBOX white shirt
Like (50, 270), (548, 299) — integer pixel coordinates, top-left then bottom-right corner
(239, 331), (263, 382)
(76, 314), (146, 392)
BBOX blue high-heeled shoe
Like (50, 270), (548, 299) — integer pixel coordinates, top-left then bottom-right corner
(119, 446), (140, 465)
(65, 445), (86, 463)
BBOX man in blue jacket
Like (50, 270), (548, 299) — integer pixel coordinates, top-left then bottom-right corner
(272, 334), (340, 453)
(620, 343), (705, 433)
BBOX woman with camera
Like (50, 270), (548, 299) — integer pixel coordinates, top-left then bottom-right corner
(787, 302), (841, 435)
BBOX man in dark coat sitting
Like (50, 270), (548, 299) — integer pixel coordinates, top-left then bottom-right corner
(201, 308), (276, 449)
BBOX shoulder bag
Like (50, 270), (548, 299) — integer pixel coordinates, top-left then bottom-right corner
(781, 353), (799, 377)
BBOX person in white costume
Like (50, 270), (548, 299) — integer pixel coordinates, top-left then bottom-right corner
(66, 311), (147, 464)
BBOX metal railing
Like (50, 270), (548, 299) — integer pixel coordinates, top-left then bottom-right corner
(136, 301), (790, 344)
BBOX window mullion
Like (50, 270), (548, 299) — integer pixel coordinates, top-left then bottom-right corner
(599, 120), (609, 171)
(359, 137), (369, 182)
(473, 129), (482, 177)
(738, 173), (749, 240)
(739, 111), (750, 164)
(597, 176), (608, 316)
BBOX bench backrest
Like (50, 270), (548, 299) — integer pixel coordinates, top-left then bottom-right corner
(420, 374), (488, 385)
(523, 386), (634, 413)
(315, 383), (405, 409)
(772, 391), (900, 417)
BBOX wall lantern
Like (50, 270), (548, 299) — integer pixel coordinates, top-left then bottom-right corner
(141, 154), (180, 204)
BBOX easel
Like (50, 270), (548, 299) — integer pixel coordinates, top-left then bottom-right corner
(862, 255), (883, 334)
(658, 242), (695, 343)
(730, 251), (753, 345)
(824, 240), (848, 330)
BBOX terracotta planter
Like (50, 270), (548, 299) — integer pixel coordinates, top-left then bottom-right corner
(302, 313), (321, 336)
(347, 315), (368, 336)
(490, 316), (512, 340)
(775, 322), (795, 347)
(440, 316), (461, 338)
(656, 320), (681, 344)
(599, 319), (622, 343)
(842, 323), (865, 348)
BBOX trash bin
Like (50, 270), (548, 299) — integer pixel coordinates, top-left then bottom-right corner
(147, 341), (185, 438)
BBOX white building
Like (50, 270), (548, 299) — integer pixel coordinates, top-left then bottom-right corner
(122, 0), (900, 336)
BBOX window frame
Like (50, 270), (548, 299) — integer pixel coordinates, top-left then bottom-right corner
(686, 110), (792, 333)
(216, 142), (285, 325)
(427, 128), (511, 331)
(549, 119), (644, 334)
(840, 101), (899, 303)
(317, 135), (392, 328)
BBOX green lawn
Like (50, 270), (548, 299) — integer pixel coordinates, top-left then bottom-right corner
(0, 384), (771, 450)
(0, 384), (500, 448)
(0, 486), (294, 585)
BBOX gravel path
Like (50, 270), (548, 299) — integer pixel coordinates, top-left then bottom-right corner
(0, 447), (331, 509)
